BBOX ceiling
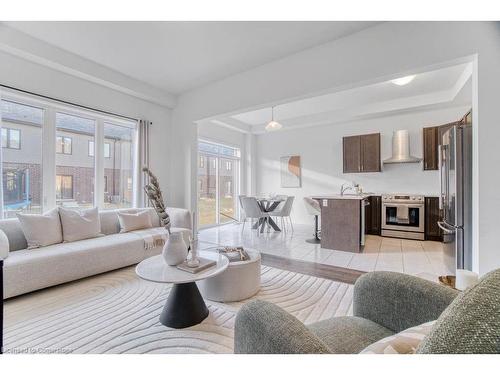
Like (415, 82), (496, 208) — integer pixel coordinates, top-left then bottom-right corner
(203, 62), (473, 134)
(4, 21), (378, 95)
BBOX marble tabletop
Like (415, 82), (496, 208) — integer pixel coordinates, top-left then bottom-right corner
(136, 251), (229, 284)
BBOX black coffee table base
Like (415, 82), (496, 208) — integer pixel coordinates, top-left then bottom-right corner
(159, 282), (209, 329)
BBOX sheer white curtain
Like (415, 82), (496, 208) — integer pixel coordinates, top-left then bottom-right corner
(134, 119), (151, 208)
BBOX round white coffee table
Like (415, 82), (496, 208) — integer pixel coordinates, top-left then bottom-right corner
(136, 251), (229, 328)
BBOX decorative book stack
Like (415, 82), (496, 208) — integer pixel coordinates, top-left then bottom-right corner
(217, 246), (250, 262)
(177, 257), (216, 274)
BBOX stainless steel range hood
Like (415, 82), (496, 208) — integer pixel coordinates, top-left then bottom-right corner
(383, 130), (422, 164)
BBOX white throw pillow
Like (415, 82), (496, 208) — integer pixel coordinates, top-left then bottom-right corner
(16, 208), (63, 249)
(360, 320), (435, 354)
(118, 210), (153, 233)
(59, 207), (102, 242)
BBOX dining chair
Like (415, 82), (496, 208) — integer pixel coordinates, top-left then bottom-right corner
(238, 195), (246, 222)
(271, 196), (294, 233)
(240, 197), (268, 235)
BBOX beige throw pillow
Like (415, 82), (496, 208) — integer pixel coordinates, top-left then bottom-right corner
(360, 321), (435, 354)
(59, 207), (102, 242)
(16, 208), (63, 249)
(118, 210), (153, 233)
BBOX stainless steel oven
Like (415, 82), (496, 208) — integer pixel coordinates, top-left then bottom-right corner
(381, 194), (425, 240)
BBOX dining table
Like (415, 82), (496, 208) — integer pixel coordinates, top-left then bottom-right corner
(252, 197), (284, 233)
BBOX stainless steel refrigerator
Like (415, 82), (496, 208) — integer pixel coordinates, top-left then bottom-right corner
(438, 112), (473, 274)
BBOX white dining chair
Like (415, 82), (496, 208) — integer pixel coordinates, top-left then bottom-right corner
(240, 197), (268, 235)
(271, 196), (295, 233)
(303, 197), (321, 243)
(238, 195), (246, 222)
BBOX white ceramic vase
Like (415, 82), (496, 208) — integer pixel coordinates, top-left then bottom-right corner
(162, 232), (188, 266)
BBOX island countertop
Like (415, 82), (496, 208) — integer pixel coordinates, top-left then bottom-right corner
(311, 194), (371, 200)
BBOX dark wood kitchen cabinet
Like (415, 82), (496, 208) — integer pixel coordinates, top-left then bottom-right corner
(425, 197), (443, 241)
(423, 126), (439, 170)
(343, 133), (381, 173)
(365, 195), (382, 235)
(423, 121), (460, 171)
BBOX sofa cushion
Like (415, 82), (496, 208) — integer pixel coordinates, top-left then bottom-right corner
(417, 268), (500, 354)
(0, 218), (27, 252)
(59, 207), (102, 242)
(361, 320), (435, 354)
(3, 232), (145, 299)
(118, 210), (153, 233)
(16, 208), (63, 249)
(307, 316), (394, 354)
(100, 208), (160, 235)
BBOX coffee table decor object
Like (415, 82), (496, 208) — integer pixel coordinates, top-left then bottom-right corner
(162, 232), (188, 266)
(217, 246), (250, 262)
(136, 251), (229, 328)
(177, 257), (216, 274)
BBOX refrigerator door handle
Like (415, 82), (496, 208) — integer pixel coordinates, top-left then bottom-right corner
(438, 144), (443, 210)
(437, 221), (456, 234)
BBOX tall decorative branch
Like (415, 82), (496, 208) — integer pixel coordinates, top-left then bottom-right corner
(142, 167), (171, 233)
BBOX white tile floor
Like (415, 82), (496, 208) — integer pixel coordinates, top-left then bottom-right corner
(198, 222), (453, 282)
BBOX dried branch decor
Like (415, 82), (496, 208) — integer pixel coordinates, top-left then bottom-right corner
(142, 167), (171, 233)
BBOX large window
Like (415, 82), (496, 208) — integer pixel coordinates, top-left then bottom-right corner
(103, 122), (135, 209)
(56, 112), (95, 208)
(1, 100), (43, 217)
(0, 93), (138, 218)
(197, 141), (240, 227)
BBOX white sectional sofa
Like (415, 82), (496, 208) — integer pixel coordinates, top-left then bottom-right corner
(1, 207), (192, 299)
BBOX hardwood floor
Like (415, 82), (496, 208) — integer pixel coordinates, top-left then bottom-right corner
(261, 253), (365, 284)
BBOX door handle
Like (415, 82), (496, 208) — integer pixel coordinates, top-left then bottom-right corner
(437, 221), (455, 234)
(438, 144), (443, 210)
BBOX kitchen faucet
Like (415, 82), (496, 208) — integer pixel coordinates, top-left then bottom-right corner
(340, 183), (354, 196)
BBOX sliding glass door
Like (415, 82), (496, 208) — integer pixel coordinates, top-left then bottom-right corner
(197, 141), (240, 228)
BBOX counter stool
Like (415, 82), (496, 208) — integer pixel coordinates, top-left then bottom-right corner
(303, 197), (321, 244)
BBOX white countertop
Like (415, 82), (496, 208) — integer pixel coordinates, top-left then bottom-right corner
(311, 194), (371, 200)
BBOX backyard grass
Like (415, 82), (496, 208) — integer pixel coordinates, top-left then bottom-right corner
(198, 196), (236, 226)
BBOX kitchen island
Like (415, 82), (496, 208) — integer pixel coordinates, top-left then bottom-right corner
(311, 194), (370, 253)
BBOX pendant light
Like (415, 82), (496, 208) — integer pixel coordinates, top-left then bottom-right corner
(265, 106), (282, 131)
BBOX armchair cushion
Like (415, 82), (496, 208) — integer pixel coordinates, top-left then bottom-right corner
(417, 268), (500, 354)
(234, 300), (331, 354)
(353, 271), (459, 333)
(307, 316), (394, 354)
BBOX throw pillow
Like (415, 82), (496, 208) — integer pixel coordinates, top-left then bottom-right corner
(118, 210), (153, 233)
(16, 208), (63, 249)
(59, 207), (102, 242)
(360, 321), (435, 354)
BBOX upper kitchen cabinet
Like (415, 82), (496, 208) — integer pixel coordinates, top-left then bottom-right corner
(423, 126), (439, 170)
(343, 133), (381, 173)
(423, 118), (466, 171)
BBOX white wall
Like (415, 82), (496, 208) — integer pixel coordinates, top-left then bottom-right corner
(0, 50), (173, 202)
(256, 106), (470, 225)
(172, 21), (500, 275)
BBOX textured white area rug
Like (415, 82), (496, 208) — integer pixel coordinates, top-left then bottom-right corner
(4, 266), (353, 354)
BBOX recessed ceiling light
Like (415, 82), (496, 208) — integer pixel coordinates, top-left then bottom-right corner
(391, 75), (416, 86)
(265, 107), (282, 132)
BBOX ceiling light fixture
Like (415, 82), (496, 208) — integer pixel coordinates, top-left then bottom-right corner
(391, 75), (416, 86)
(265, 106), (282, 132)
